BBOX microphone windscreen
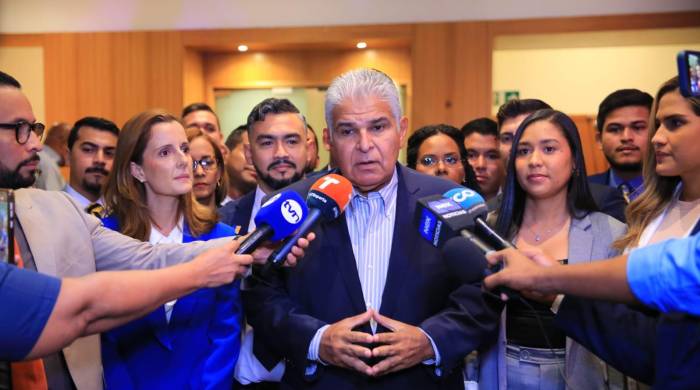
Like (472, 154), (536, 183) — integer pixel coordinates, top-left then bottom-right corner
(443, 187), (489, 218)
(307, 173), (353, 220)
(255, 190), (309, 241)
(441, 236), (489, 284)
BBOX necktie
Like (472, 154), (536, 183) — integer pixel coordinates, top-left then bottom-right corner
(10, 238), (49, 390)
(619, 183), (631, 204)
(85, 202), (105, 218)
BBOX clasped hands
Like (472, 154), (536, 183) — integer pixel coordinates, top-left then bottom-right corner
(318, 309), (434, 377)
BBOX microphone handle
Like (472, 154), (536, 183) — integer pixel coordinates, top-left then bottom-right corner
(459, 229), (494, 255)
(475, 217), (514, 250)
(235, 225), (274, 255)
(267, 208), (322, 266)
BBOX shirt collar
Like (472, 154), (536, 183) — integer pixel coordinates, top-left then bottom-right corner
(349, 168), (398, 218)
(149, 215), (184, 245)
(609, 169), (644, 191)
(64, 185), (103, 209)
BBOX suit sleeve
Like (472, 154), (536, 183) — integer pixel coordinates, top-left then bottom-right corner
(419, 284), (503, 374)
(242, 265), (329, 374)
(554, 296), (657, 384)
(84, 211), (230, 271)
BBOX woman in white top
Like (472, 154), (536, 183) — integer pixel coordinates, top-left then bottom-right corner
(614, 76), (700, 251)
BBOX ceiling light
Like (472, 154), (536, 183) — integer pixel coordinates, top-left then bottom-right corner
(356, 41), (367, 49)
(237, 44), (249, 52)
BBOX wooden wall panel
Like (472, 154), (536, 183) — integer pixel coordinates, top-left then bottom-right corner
(204, 48), (411, 91)
(42, 31), (184, 126)
(571, 115), (609, 175)
(452, 22), (491, 127)
(411, 23), (453, 130)
(183, 48), (205, 106)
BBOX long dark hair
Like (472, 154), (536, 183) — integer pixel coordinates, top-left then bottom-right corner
(495, 109), (598, 237)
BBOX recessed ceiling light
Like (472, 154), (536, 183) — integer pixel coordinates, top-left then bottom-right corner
(356, 41), (367, 49)
(237, 45), (249, 52)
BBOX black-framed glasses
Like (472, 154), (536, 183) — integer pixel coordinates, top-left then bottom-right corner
(418, 154), (462, 167)
(192, 156), (218, 171)
(0, 121), (45, 144)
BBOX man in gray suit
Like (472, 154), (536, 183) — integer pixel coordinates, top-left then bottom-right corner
(0, 71), (311, 389)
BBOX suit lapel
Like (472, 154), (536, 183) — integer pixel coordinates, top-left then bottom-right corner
(568, 214), (593, 265)
(379, 167), (416, 319)
(233, 192), (255, 235)
(16, 191), (59, 275)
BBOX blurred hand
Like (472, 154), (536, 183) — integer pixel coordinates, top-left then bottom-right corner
(250, 232), (316, 267)
(319, 310), (374, 375)
(484, 248), (561, 294)
(368, 310), (433, 376)
(192, 241), (253, 288)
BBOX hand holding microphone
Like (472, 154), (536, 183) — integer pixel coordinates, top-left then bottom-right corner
(234, 190), (308, 259)
(266, 174), (353, 267)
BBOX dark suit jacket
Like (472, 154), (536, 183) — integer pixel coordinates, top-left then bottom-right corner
(219, 190), (257, 235)
(555, 296), (700, 389)
(588, 170), (611, 186)
(243, 165), (502, 389)
(589, 182), (627, 223)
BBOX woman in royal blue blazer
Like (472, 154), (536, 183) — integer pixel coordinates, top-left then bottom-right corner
(100, 109), (240, 389)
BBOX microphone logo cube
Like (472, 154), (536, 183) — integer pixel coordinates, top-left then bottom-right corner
(281, 199), (304, 224)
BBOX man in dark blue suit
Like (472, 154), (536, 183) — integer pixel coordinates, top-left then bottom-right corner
(588, 89), (653, 203)
(243, 69), (501, 389)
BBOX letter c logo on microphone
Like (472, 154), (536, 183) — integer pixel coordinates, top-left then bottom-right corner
(447, 188), (477, 204)
(281, 199), (304, 224)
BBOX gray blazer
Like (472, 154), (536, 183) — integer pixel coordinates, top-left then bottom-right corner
(478, 211), (626, 390)
(15, 189), (228, 389)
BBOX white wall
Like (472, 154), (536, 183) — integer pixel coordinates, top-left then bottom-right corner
(492, 28), (700, 115)
(1, 0), (698, 33)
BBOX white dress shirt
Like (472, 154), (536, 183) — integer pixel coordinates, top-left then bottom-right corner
(148, 216), (184, 322)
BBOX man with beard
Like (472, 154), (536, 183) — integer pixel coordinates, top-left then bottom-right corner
(219, 98), (308, 387)
(220, 98), (308, 235)
(589, 89), (653, 203)
(64, 116), (119, 214)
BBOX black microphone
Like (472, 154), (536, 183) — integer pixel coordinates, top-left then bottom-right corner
(235, 190), (309, 255)
(442, 187), (514, 251)
(265, 173), (353, 266)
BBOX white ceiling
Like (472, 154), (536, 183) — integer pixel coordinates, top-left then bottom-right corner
(1, 0), (699, 34)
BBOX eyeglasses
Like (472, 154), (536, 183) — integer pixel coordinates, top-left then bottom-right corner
(0, 121), (45, 144)
(418, 154), (462, 167)
(192, 157), (218, 171)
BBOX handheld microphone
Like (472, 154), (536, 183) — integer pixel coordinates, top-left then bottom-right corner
(442, 187), (514, 250)
(235, 190), (308, 255)
(266, 174), (353, 266)
(415, 195), (476, 248)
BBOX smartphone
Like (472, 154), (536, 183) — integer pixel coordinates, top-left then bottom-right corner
(678, 50), (700, 98)
(0, 189), (15, 264)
